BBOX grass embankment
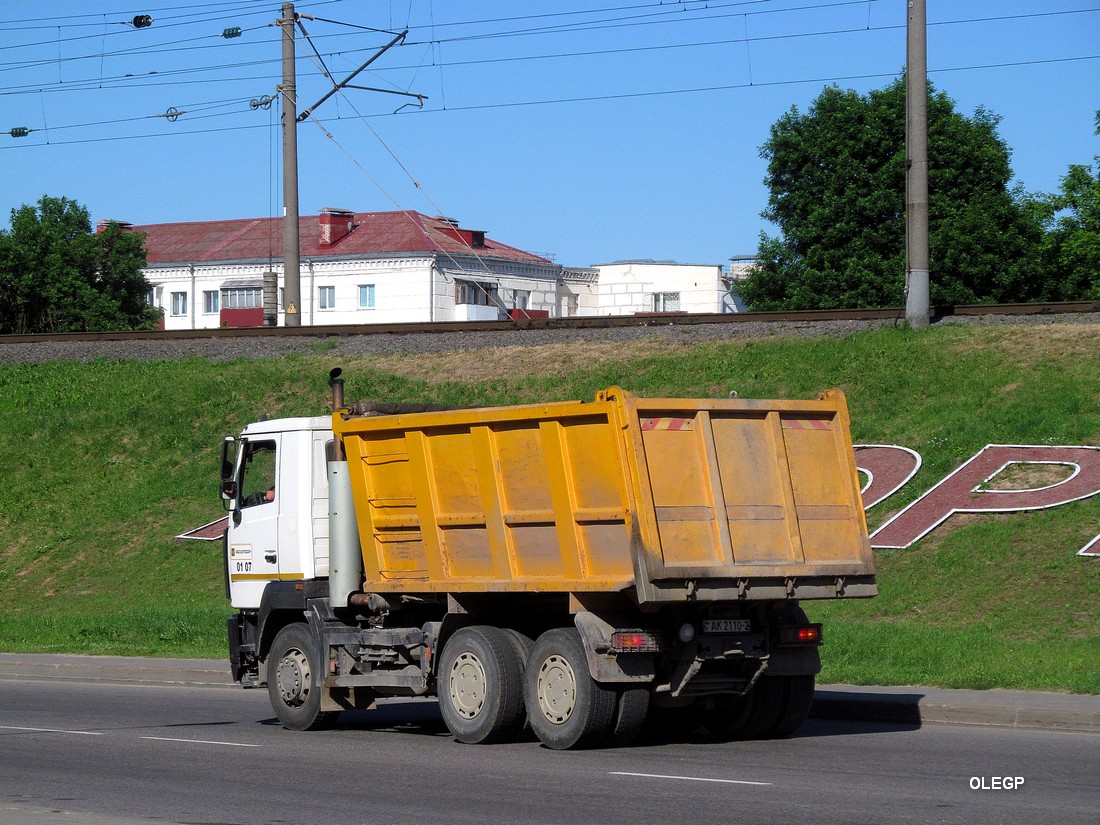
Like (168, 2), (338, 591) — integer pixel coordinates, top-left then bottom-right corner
(0, 323), (1097, 692)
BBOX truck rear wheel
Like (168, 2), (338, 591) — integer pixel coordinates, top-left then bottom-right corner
(770, 674), (815, 738)
(438, 626), (526, 745)
(704, 674), (816, 740)
(606, 686), (650, 747)
(525, 628), (616, 750)
(703, 693), (754, 741)
(266, 623), (337, 731)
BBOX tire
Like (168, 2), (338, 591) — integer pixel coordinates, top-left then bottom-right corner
(737, 678), (788, 740)
(266, 623), (338, 731)
(702, 692), (756, 741)
(502, 629), (535, 736)
(646, 703), (705, 742)
(606, 686), (650, 748)
(502, 628), (534, 666)
(525, 628), (617, 750)
(707, 675), (808, 741)
(769, 674), (815, 738)
(437, 626), (526, 745)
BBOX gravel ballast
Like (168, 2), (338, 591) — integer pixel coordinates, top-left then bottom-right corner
(0, 312), (1096, 365)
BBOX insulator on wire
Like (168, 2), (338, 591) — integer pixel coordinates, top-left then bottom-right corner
(132, 15), (153, 28)
(222, 27), (242, 39)
(8, 127), (31, 138)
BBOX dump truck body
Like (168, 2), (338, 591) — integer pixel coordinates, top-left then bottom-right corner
(333, 387), (874, 604)
(223, 379), (875, 749)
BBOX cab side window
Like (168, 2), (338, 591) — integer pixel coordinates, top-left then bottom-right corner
(240, 440), (276, 507)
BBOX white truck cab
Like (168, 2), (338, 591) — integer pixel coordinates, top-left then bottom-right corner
(222, 416), (333, 610)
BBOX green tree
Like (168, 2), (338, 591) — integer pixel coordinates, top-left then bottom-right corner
(741, 78), (1045, 311)
(0, 195), (160, 334)
(1034, 112), (1100, 300)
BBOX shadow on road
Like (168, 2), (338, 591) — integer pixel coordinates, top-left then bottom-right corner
(252, 691), (923, 747)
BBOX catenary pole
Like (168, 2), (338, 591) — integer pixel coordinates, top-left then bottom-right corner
(905, 0), (930, 328)
(280, 2), (301, 327)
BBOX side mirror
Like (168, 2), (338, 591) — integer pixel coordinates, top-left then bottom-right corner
(220, 436), (238, 511)
(221, 436), (237, 481)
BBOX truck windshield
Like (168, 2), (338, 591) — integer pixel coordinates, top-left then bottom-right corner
(240, 440), (276, 508)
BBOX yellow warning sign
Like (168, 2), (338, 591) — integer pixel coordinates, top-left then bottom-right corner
(286, 303), (298, 314)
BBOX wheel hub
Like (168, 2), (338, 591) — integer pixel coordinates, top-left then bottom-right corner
(276, 648), (311, 707)
(536, 654), (577, 725)
(449, 652), (487, 719)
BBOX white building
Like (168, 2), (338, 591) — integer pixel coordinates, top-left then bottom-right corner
(126, 210), (745, 328)
(127, 209), (565, 330)
(590, 260), (738, 316)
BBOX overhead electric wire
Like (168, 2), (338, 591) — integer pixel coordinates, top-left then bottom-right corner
(0, 23), (274, 74)
(0, 6), (275, 55)
(1, 4), (1094, 97)
(0, 1), (1094, 149)
(0, 0), (338, 29)
(402, 2), (1099, 46)
(384, 54), (1100, 117)
(4, 49), (1094, 151)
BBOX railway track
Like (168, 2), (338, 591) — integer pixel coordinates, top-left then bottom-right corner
(1, 301), (1096, 345)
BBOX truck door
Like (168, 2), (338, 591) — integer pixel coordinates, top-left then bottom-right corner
(227, 436), (281, 609)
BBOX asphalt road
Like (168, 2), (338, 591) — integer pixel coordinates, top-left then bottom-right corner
(0, 679), (1096, 825)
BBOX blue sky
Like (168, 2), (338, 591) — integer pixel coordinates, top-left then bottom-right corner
(1, 0), (1097, 267)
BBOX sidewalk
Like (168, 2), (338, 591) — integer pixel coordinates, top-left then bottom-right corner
(0, 653), (1096, 734)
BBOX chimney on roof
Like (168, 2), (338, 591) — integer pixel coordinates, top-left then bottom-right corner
(319, 208), (354, 246)
(96, 220), (132, 234)
(433, 215), (487, 250)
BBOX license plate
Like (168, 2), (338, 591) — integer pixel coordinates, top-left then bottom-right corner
(703, 619), (751, 634)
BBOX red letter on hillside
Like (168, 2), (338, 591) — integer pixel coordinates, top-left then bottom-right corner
(871, 445), (1100, 549)
(855, 445), (923, 510)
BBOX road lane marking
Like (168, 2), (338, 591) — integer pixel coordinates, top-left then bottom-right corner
(0, 725), (104, 736)
(610, 771), (772, 787)
(140, 736), (260, 748)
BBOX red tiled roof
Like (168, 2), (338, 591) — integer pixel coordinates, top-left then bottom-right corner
(130, 210), (550, 266)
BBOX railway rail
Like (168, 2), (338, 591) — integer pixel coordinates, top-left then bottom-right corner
(1, 301), (1096, 345)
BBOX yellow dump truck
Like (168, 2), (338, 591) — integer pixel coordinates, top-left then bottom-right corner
(222, 370), (875, 748)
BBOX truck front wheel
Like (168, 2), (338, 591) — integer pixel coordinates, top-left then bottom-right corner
(525, 628), (617, 750)
(266, 624), (337, 731)
(438, 626), (526, 744)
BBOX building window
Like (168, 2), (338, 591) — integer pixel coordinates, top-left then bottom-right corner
(203, 290), (219, 314)
(223, 287), (262, 309)
(145, 288), (156, 307)
(358, 284), (375, 309)
(512, 289), (530, 311)
(456, 279), (497, 306)
(171, 291), (188, 316)
(319, 285), (336, 310)
(653, 292), (681, 312)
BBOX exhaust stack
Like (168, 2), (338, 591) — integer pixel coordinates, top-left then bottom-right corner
(327, 368), (362, 607)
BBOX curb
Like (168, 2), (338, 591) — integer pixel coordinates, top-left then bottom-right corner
(811, 685), (1100, 734)
(0, 654), (231, 689)
(1, 654), (1097, 734)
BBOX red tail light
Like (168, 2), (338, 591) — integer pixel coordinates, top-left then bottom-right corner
(779, 624), (822, 645)
(610, 630), (661, 653)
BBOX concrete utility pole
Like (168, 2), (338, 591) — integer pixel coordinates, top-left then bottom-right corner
(905, 0), (930, 328)
(279, 2), (301, 327)
(275, 6), (417, 329)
